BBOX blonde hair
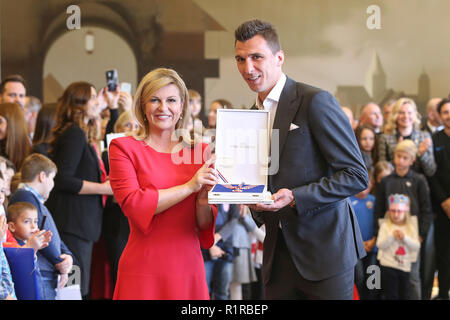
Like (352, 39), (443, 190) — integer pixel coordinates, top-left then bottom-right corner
(114, 110), (134, 133)
(188, 89), (201, 101)
(132, 68), (192, 144)
(384, 98), (421, 134)
(384, 200), (418, 239)
(395, 139), (418, 160)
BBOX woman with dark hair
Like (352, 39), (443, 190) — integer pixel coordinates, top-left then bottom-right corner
(0, 102), (31, 171)
(46, 82), (113, 299)
(31, 103), (58, 157)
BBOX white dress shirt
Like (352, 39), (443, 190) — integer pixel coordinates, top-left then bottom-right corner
(255, 73), (287, 134)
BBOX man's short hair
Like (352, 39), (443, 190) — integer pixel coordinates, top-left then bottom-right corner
(20, 153), (57, 183)
(6, 202), (37, 223)
(437, 98), (450, 114)
(0, 74), (26, 94)
(234, 19), (281, 54)
(395, 140), (418, 160)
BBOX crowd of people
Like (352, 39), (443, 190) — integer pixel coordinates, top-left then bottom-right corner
(344, 98), (450, 300)
(1, 18), (449, 301)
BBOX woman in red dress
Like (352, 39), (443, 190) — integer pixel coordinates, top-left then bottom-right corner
(109, 68), (218, 300)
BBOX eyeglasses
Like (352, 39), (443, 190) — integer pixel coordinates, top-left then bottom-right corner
(390, 209), (407, 213)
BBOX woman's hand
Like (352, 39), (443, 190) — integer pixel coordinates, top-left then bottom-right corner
(418, 138), (432, 157)
(209, 245), (225, 259)
(187, 159), (218, 193)
(118, 91), (133, 111)
(102, 86), (120, 110)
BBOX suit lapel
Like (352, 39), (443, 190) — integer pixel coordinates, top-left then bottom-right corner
(271, 77), (301, 160)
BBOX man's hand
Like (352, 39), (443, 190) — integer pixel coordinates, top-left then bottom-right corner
(55, 254), (73, 275)
(249, 188), (294, 213)
(58, 273), (69, 289)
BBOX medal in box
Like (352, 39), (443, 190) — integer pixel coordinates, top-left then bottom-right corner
(208, 109), (273, 204)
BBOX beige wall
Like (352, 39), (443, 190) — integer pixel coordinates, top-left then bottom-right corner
(196, 0), (450, 112)
(43, 26), (137, 103)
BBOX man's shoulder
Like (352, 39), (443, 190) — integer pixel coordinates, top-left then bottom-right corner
(432, 129), (448, 142)
(287, 77), (324, 97)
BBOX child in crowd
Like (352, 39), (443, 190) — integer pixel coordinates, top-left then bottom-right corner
(350, 170), (378, 300)
(0, 214), (16, 300)
(9, 153), (73, 300)
(187, 89), (204, 134)
(371, 160), (394, 196)
(376, 194), (420, 300)
(374, 140), (433, 299)
(355, 124), (376, 171)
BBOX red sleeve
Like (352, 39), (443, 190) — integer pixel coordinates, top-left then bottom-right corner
(109, 139), (159, 235)
(197, 143), (218, 249)
(198, 205), (217, 249)
(3, 230), (20, 248)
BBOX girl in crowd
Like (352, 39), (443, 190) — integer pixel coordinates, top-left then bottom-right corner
(377, 194), (420, 300)
(355, 124), (376, 172)
(31, 103), (58, 157)
(0, 102), (31, 171)
(187, 89), (204, 136)
(46, 82), (113, 298)
(371, 160), (394, 196)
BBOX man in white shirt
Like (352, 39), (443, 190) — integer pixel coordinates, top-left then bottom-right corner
(234, 19), (368, 300)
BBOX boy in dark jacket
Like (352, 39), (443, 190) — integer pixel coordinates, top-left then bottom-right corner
(9, 153), (73, 300)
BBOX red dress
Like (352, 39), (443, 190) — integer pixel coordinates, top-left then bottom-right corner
(109, 136), (217, 300)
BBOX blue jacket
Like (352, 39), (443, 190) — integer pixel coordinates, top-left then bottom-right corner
(9, 188), (72, 278)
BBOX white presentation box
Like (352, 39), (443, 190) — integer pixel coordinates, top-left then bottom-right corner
(208, 109), (273, 204)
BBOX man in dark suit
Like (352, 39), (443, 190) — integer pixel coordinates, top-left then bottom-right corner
(234, 19), (369, 299)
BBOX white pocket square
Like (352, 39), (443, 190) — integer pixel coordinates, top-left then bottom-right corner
(289, 123), (299, 131)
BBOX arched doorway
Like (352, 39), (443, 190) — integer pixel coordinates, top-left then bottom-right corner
(43, 26), (138, 103)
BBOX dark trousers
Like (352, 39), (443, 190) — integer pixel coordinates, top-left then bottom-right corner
(265, 231), (354, 300)
(242, 267), (264, 300)
(435, 213), (450, 299)
(61, 232), (94, 298)
(381, 266), (410, 300)
(420, 222), (436, 300)
(354, 251), (380, 300)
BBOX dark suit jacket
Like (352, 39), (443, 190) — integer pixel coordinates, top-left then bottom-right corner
(46, 124), (103, 242)
(253, 77), (368, 283)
